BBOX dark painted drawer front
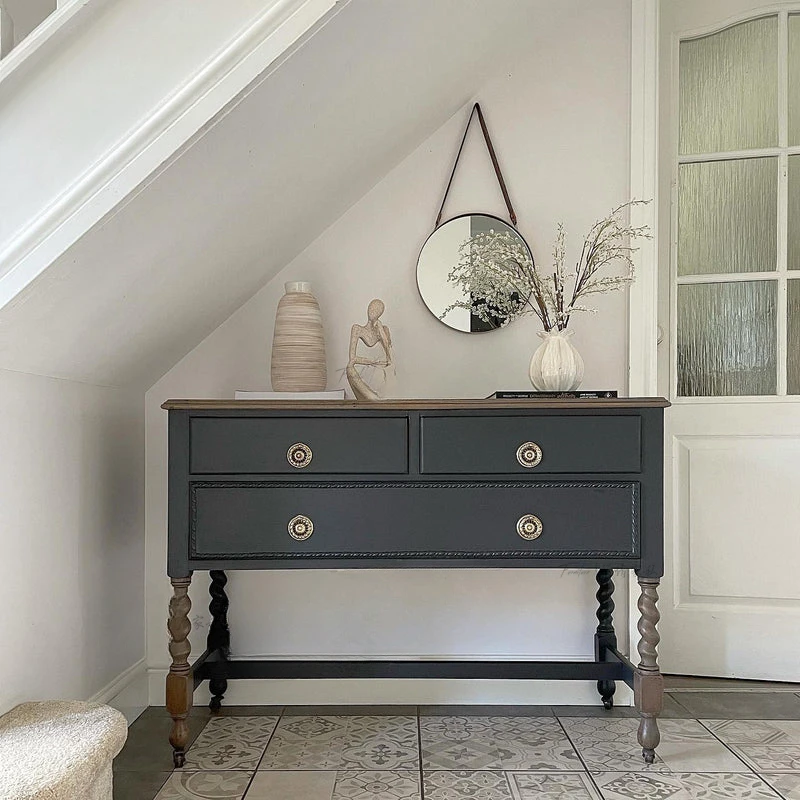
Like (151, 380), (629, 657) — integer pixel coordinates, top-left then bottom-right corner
(190, 481), (639, 560)
(420, 416), (641, 474)
(189, 417), (408, 474)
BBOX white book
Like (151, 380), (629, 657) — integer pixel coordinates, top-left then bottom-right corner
(234, 389), (346, 400)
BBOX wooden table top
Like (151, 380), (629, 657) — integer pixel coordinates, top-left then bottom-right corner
(162, 397), (671, 411)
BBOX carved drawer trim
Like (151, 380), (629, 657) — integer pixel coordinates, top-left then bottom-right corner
(189, 481), (640, 561)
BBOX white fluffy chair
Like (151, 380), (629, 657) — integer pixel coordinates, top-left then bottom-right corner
(0, 701), (127, 800)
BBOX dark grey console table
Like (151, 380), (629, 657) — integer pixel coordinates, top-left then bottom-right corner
(163, 398), (668, 767)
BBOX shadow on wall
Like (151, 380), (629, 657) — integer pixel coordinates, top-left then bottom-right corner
(0, 0), (56, 56)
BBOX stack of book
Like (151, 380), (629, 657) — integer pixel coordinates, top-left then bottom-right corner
(489, 390), (618, 399)
(234, 389), (345, 400)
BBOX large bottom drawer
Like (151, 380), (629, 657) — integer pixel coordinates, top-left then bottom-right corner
(190, 481), (639, 561)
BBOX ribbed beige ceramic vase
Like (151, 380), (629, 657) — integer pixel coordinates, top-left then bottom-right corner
(270, 282), (327, 391)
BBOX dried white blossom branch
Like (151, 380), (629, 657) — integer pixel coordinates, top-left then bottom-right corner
(441, 200), (652, 331)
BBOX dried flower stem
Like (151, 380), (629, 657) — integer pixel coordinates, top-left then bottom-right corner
(441, 200), (652, 331)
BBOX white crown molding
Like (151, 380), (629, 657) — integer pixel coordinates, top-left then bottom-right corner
(0, 0), (347, 311)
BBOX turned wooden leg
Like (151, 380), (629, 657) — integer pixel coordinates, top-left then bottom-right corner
(635, 574), (663, 764)
(167, 575), (193, 768)
(595, 569), (617, 709)
(207, 570), (230, 713)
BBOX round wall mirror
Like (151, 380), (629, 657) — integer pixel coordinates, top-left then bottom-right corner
(416, 213), (532, 333)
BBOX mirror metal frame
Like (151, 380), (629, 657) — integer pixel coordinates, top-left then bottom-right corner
(416, 212), (534, 334)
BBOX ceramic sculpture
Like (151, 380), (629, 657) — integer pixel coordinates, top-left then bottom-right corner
(346, 299), (393, 400)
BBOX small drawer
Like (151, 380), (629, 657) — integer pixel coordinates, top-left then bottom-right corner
(189, 481), (639, 560)
(189, 416), (408, 474)
(420, 415), (641, 474)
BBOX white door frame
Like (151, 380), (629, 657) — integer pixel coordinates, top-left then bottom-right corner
(627, 0), (660, 661)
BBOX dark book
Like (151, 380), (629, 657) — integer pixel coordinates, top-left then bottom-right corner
(489, 390), (618, 399)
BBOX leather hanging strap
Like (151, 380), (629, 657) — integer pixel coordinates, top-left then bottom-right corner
(435, 102), (518, 228)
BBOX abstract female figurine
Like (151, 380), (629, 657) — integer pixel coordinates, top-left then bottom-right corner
(346, 299), (393, 400)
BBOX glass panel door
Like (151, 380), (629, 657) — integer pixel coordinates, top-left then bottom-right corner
(676, 14), (800, 397)
(678, 158), (777, 275)
(679, 16), (777, 154)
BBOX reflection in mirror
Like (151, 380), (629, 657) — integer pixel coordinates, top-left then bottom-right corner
(417, 214), (530, 333)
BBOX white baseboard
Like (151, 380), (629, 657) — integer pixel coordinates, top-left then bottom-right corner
(90, 659), (148, 724)
(147, 668), (633, 708)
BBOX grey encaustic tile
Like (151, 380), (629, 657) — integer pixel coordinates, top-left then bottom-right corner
(419, 705), (553, 717)
(702, 720), (800, 745)
(423, 770), (512, 800)
(154, 771), (252, 800)
(283, 705), (417, 717)
(560, 717), (749, 773)
(332, 771), (421, 799)
(259, 716), (419, 771)
(245, 771), (336, 800)
(420, 716), (581, 771)
(506, 771), (602, 800)
(592, 771), (781, 799)
(182, 716), (279, 771)
(761, 773), (800, 799)
(727, 744), (800, 772)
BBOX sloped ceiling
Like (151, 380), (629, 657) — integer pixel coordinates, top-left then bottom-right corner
(0, 0), (568, 388)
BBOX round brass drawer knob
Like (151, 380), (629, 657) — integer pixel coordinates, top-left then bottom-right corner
(517, 514), (543, 540)
(516, 441), (543, 468)
(288, 515), (314, 540)
(287, 442), (313, 469)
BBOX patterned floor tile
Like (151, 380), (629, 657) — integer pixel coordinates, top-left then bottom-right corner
(340, 735), (419, 770)
(420, 705), (553, 717)
(421, 716), (581, 771)
(154, 771), (252, 799)
(283, 706), (417, 717)
(259, 716), (418, 770)
(422, 736), (500, 770)
(332, 771), (421, 799)
(344, 715), (419, 766)
(593, 772), (781, 799)
(702, 720), (800, 745)
(507, 771), (602, 799)
(424, 770), (512, 799)
(728, 745), (800, 772)
(561, 717), (748, 773)
(761, 773), (800, 799)
(245, 770), (336, 799)
(270, 716), (350, 744)
(184, 717), (278, 770)
(258, 715), (348, 769)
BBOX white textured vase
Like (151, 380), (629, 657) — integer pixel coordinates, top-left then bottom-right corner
(528, 329), (585, 391)
(270, 282), (327, 391)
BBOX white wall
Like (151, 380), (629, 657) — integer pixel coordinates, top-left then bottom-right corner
(0, 369), (145, 718)
(146, 0), (634, 704)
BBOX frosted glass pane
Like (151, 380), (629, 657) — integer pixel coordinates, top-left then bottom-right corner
(678, 281), (777, 396)
(789, 280), (800, 394)
(790, 156), (800, 270)
(680, 16), (777, 154)
(678, 158), (777, 275)
(790, 16), (800, 145)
